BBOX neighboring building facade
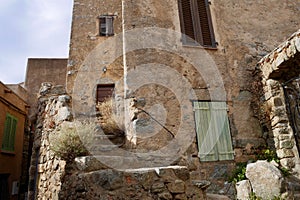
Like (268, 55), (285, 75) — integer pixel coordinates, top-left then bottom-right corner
(0, 82), (28, 200)
(24, 58), (67, 121)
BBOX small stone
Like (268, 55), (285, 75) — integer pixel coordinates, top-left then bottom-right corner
(55, 107), (72, 122)
(152, 182), (165, 193)
(280, 158), (295, 169)
(39, 83), (53, 95)
(174, 193), (187, 200)
(276, 149), (295, 158)
(38, 164), (45, 173)
(158, 191), (173, 200)
(167, 180), (185, 194)
(236, 180), (252, 200)
(295, 37), (300, 52)
(279, 140), (294, 149)
(58, 95), (71, 103)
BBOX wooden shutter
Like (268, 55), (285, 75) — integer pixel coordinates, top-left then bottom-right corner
(194, 101), (218, 161)
(178, 0), (216, 47)
(9, 118), (18, 151)
(2, 115), (12, 150)
(196, 0), (215, 47)
(179, 0), (196, 44)
(2, 114), (17, 152)
(99, 17), (107, 36)
(210, 102), (234, 160)
(106, 16), (114, 36)
(99, 16), (114, 36)
(193, 102), (234, 161)
(97, 84), (115, 103)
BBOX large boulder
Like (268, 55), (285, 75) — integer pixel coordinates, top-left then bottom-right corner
(245, 160), (285, 199)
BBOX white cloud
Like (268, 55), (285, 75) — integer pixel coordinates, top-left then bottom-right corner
(0, 0), (73, 84)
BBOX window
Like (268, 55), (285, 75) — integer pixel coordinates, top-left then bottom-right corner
(178, 0), (216, 47)
(1, 113), (18, 152)
(96, 84), (115, 103)
(99, 16), (114, 36)
(193, 101), (234, 161)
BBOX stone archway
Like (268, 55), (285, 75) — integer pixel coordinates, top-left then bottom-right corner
(259, 29), (300, 173)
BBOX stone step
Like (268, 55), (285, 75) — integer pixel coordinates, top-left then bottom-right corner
(90, 144), (122, 152)
(93, 134), (118, 139)
(207, 194), (230, 200)
(75, 155), (181, 171)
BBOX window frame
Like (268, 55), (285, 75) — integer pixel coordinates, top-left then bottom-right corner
(1, 113), (18, 153)
(99, 15), (115, 37)
(193, 101), (234, 162)
(178, 0), (216, 48)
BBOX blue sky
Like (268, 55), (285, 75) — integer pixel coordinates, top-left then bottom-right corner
(0, 0), (73, 84)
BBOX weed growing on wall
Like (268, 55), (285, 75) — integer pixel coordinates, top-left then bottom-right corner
(96, 98), (125, 136)
(49, 122), (95, 162)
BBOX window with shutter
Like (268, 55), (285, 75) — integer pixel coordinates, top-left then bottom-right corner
(99, 16), (114, 36)
(1, 113), (18, 152)
(193, 101), (234, 161)
(178, 0), (216, 47)
(96, 84), (115, 103)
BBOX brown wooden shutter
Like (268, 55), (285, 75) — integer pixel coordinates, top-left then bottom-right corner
(179, 0), (196, 44)
(97, 84), (115, 103)
(178, 0), (216, 47)
(196, 0), (215, 47)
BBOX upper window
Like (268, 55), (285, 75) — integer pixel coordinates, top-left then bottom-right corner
(99, 16), (114, 36)
(193, 101), (234, 161)
(1, 113), (18, 152)
(178, 0), (216, 47)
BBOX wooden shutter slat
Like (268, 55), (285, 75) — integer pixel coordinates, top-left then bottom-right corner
(9, 118), (18, 151)
(180, 0), (196, 43)
(2, 115), (11, 150)
(97, 84), (115, 103)
(196, 0), (213, 46)
(211, 102), (234, 161)
(193, 102), (234, 162)
(194, 101), (218, 161)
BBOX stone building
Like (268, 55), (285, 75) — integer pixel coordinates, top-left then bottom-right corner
(67, 0), (300, 170)
(26, 0), (300, 199)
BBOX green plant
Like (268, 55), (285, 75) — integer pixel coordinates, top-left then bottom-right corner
(49, 122), (95, 162)
(249, 192), (262, 200)
(229, 162), (247, 183)
(279, 166), (290, 177)
(257, 149), (280, 163)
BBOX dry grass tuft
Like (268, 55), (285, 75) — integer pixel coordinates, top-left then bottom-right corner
(96, 98), (125, 136)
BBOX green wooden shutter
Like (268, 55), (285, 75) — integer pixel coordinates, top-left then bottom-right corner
(9, 118), (18, 151)
(2, 114), (18, 152)
(193, 101), (218, 161)
(210, 102), (234, 161)
(193, 102), (234, 161)
(2, 115), (12, 150)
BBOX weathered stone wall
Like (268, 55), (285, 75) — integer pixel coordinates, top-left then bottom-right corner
(258, 30), (300, 172)
(28, 83), (71, 200)
(59, 166), (206, 200)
